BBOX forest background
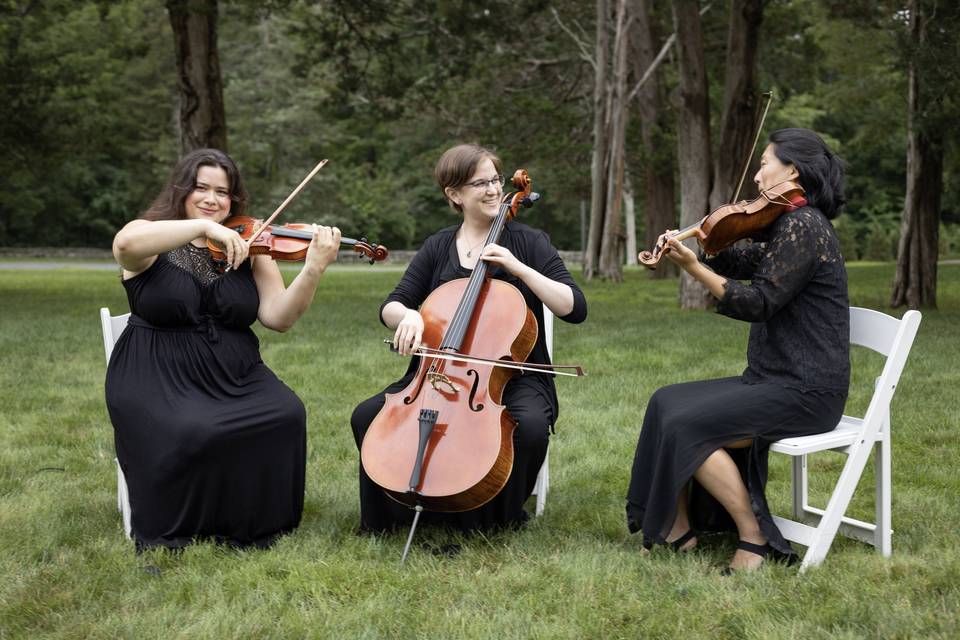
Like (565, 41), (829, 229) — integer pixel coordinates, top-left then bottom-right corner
(1, 0), (958, 307)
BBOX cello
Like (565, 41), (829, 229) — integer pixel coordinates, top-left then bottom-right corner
(360, 170), (560, 556)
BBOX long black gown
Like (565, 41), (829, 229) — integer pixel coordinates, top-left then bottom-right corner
(350, 221), (587, 533)
(626, 204), (850, 557)
(105, 245), (306, 550)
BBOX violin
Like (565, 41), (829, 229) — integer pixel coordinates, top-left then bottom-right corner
(207, 215), (389, 264)
(638, 180), (805, 269)
(361, 170), (573, 528)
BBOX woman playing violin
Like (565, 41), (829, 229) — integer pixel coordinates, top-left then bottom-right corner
(106, 148), (340, 550)
(350, 143), (587, 533)
(626, 128), (850, 571)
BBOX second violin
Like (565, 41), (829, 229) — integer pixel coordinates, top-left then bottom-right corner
(638, 180), (805, 269)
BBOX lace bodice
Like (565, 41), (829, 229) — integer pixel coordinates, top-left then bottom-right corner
(704, 206), (850, 394)
(166, 243), (223, 287)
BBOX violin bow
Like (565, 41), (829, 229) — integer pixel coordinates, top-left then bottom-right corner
(221, 159), (328, 273)
(246, 159), (329, 247)
(730, 91), (773, 204)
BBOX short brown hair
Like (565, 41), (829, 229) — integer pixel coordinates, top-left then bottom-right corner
(434, 144), (502, 212)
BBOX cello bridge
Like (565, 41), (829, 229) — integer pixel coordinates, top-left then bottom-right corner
(428, 372), (459, 393)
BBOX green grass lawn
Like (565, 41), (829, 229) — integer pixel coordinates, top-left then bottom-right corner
(1, 262), (957, 639)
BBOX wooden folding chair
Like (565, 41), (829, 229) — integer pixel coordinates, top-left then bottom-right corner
(770, 306), (922, 571)
(530, 304), (553, 517)
(100, 307), (133, 539)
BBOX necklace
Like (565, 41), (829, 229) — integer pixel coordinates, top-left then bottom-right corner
(462, 229), (488, 258)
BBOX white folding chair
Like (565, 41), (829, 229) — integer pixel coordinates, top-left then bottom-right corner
(100, 307), (133, 539)
(530, 305), (553, 517)
(770, 306), (921, 571)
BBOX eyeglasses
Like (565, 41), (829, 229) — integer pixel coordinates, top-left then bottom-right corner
(464, 175), (505, 190)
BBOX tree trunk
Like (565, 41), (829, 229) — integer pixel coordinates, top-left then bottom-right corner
(631, 0), (678, 279)
(585, 0), (611, 280)
(671, 0), (712, 308)
(597, 0), (632, 282)
(167, 0), (227, 153)
(892, 0), (941, 309)
(624, 171), (637, 266)
(708, 0), (764, 210)
(586, 0), (633, 282)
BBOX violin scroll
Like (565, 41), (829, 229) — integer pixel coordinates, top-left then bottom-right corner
(352, 238), (389, 264)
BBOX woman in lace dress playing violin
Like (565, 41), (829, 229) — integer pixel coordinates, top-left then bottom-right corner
(626, 128), (850, 572)
(106, 148), (339, 550)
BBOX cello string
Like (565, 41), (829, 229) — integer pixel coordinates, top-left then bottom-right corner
(443, 199), (510, 350)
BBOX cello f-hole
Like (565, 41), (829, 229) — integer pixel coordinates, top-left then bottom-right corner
(467, 369), (484, 412)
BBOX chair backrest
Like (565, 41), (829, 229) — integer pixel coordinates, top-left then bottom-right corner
(99, 308), (131, 364)
(849, 306), (921, 426)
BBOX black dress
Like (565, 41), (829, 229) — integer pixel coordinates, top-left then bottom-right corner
(105, 245), (306, 550)
(350, 221), (588, 533)
(626, 205), (850, 556)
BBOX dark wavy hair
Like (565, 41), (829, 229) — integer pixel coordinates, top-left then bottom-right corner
(434, 143), (503, 212)
(768, 128), (845, 219)
(141, 148), (248, 221)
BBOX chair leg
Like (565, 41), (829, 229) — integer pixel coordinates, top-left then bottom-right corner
(799, 439), (874, 571)
(534, 450), (549, 517)
(115, 458), (132, 540)
(791, 454), (808, 521)
(876, 426), (892, 556)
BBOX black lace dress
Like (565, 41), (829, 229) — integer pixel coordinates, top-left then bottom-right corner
(626, 205), (850, 556)
(105, 245), (306, 550)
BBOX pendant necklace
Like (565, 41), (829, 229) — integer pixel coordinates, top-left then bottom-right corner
(463, 230), (487, 258)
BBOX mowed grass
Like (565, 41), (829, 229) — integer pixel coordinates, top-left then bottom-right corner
(0, 261), (957, 639)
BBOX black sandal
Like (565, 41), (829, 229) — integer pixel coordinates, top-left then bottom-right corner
(667, 529), (698, 552)
(721, 539), (770, 575)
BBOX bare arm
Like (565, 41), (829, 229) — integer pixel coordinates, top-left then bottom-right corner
(480, 244), (575, 316)
(662, 233), (727, 298)
(113, 218), (249, 276)
(253, 225), (340, 332)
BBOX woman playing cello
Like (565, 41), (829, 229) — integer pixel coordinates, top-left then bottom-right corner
(626, 128), (850, 572)
(350, 143), (587, 533)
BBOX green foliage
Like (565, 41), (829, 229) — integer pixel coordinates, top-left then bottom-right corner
(940, 223), (960, 259)
(1, 263), (959, 637)
(832, 216), (860, 261)
(2, 0), (959, 255)
(863, 224), (896, 262)
(0, 0), (177, 246)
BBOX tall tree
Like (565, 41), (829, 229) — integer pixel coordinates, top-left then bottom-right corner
(584, 0), (610, 279)
(584, 0), (633, 281)
(167, 0), (227, 152)
(672, 0), (712, 309)
(596, 0), (633, 282)
(891, 0), (958, 309)
(708, 0), (764, 210)
(630, 0), (677, 278)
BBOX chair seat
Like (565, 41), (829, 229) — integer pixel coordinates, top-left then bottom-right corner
(771, 416), (877, 456)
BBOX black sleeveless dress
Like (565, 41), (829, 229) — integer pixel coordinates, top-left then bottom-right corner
(105, 245), (306, 550)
